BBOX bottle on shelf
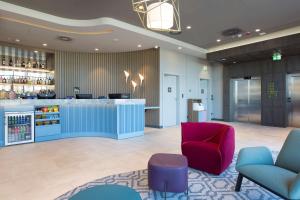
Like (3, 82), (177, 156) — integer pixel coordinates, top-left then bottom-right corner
(9, 57), (13, 66)
(32, 59), (37, 68)
(27, 60), (32, 68)
(7, 76), (12, 84)
(21, 59), (26, 68)
(2, 56), (6, 66)
(16, 58), (21, 67)
(41, 62), (46, 69)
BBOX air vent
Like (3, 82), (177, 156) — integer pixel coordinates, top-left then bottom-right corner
(222, 28), (243, 37)
(169, 30), (182, 35)
(57, 36), (73, 42)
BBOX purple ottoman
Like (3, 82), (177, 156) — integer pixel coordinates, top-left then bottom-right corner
(148, 153), (188, 196)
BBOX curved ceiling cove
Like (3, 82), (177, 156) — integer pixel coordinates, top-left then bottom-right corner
(0, 1), (207, 57)
(0, 16), (114, 35)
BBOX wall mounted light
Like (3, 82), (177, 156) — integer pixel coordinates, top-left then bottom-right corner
(124, 70), (130, 83)
(132, 80), (137, 92)
(138, 73), (144, 85)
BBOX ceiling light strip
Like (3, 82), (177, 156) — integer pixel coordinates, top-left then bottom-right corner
(0, 16), (114, 35)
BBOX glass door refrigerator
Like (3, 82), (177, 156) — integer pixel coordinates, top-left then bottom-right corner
(5, 111), (35, 146)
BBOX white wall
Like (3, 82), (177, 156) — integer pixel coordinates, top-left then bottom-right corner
(211, 63), (224, 119)
(159, 48), (223, 127)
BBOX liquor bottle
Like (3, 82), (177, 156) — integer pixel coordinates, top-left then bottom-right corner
(27, 60), (32, 68)
(21, 59), (26, 68)
(36, 61), (40, 69)
(2, 56), (5, 66)
(41, 62), (45, 69)
(7, 77), (12, 84)
(2, 77), (6, 83)
(16, 59), (21, 67)
(32, 59), (37, 68)
(9, 57), (13, 66)
(27, 77), (32, 85)
(50, 78), (55, 85)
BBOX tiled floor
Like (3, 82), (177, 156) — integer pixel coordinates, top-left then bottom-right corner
(0, 122), (292, 200)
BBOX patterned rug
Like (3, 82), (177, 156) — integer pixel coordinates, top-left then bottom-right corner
(56, 154), (282, 200)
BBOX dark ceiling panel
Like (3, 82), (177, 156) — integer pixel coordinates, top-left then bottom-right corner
(207, 34), (300, 64)
(2, 0), (300, 48)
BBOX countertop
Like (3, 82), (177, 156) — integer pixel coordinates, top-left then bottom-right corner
(0, 99), (146, 107)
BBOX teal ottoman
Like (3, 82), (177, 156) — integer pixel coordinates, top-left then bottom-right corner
(70, 184), (142, 200)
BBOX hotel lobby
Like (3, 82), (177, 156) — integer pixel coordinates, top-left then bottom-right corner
(0, 0), (300, 199)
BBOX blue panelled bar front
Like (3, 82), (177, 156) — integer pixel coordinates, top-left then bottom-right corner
(0, 99), (145, 146)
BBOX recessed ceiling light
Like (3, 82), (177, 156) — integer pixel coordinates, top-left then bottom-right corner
(30, 57), (33, 59)
(255, 29), (261, 32)
(233, 61), (237, 64)
(138, 5), (144, 10)
(42, 43), (47, 47)
(15, 39), (20, 42)
(186, 25), (192, 30)
(221, 58), (226, 61)
(34, 50), (38, 53)
(94, 48), (99, 51)
(237, 34), (243, 38)
(259, 32), (267, 36)
(216, 39), (221, 42)
(113, 38), (119, 42)
(178, 46), (182, 50)
(154, 45), (159, 49)
(137, 44), (142, 48)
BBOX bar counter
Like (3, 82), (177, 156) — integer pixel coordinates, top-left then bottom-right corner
(0, 99), (145, 146)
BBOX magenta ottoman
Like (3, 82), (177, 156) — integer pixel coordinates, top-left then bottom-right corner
(148, 153), (188, 195)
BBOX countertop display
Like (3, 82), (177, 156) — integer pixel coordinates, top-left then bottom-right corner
(0, 99), (145, 146)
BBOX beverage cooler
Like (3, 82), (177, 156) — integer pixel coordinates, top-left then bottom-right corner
(4, 111), (35, 146)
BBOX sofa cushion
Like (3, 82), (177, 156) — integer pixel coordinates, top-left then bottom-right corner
(182, 141), (221, 174)
(239, 165), (297, 198)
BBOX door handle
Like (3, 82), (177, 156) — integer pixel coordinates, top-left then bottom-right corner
(287, 97), (292, 103)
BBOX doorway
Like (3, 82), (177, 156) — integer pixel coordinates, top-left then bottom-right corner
(231, 77), (261, 124)
(287, 73), (300, 127)
(163, 74), (178, 127)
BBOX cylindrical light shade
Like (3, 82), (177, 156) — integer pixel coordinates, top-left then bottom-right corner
(147, 2), (174, 30)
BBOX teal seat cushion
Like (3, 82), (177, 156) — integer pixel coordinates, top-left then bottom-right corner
(70, 184), (142, 200)
(238, 165), (297, 199)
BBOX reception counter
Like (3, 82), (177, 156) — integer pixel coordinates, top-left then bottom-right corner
(0, 99), (145, 146)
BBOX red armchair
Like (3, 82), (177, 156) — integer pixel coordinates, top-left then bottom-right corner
(181, 122), (235, 175)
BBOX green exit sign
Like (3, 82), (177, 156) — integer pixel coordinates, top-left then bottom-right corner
(273, 52), (282, 61)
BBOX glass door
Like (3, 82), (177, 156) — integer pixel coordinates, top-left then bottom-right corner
(5, 111), (35, 146)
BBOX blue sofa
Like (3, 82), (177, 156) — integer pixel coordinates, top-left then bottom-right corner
(235, 129), (300, 200)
